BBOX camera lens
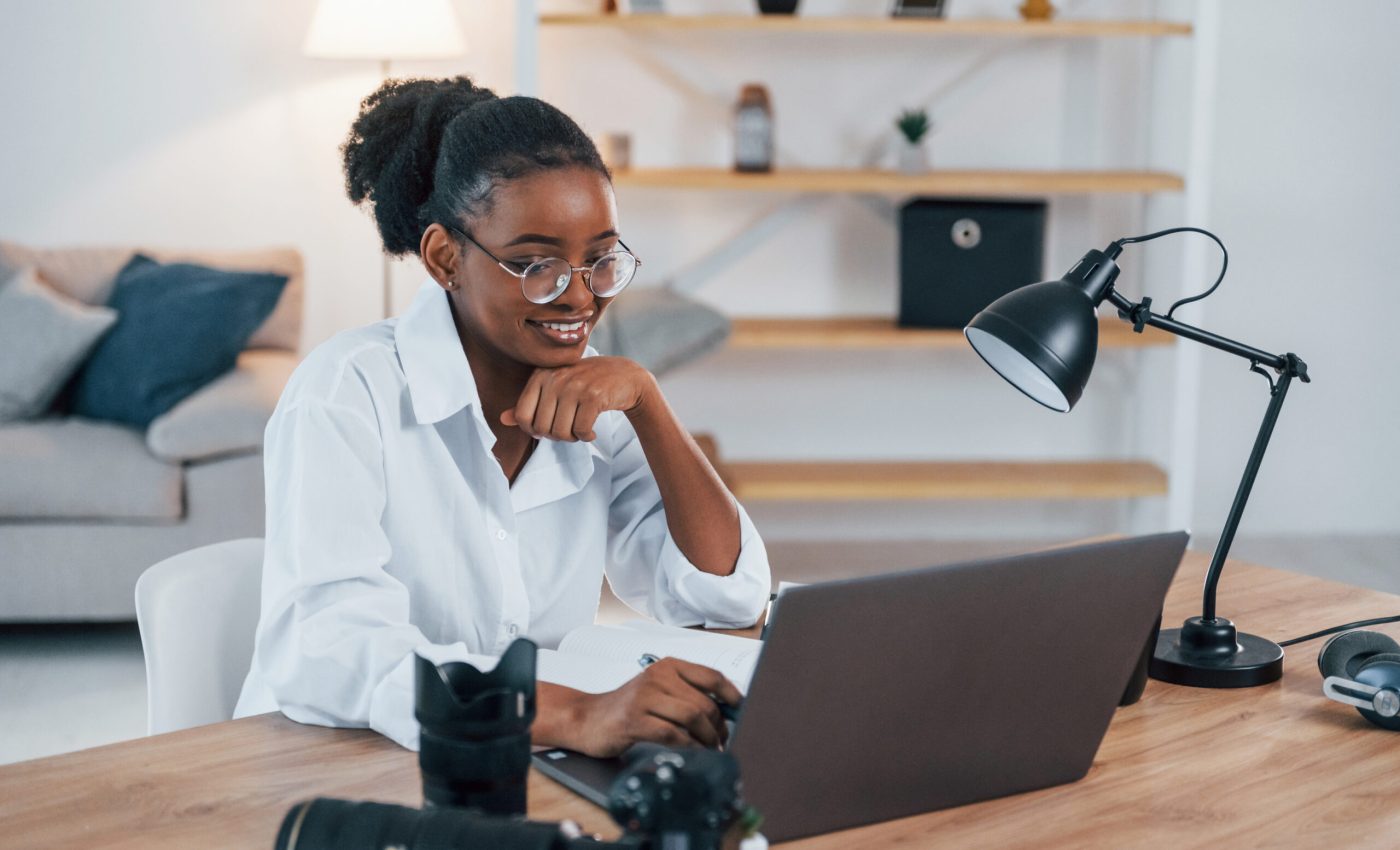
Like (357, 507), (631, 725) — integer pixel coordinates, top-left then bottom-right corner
(275, 798), (583, 850)
(416, 639), (537, 815)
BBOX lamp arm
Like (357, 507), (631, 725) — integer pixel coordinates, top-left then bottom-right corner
(1103, 289), (1294, 372)
(1102, 286), (1310, 623)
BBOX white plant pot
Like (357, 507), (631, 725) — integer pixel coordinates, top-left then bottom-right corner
(897, 141), (929, 174)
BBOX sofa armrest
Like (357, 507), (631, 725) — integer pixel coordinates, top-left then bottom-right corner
(146, 350), (297, 463)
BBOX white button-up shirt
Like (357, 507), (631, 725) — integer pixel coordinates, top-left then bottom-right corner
(235, 280), (771, 748)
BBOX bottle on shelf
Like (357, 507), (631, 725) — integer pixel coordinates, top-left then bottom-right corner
(734, 83), (774, 173)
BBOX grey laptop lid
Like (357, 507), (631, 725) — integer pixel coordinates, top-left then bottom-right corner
(731, 532), (1186, 842)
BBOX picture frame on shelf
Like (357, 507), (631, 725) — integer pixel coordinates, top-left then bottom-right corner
(543, 0), (609, 13)
(617, 0), (666, 14)
(891, 0), (947, 18)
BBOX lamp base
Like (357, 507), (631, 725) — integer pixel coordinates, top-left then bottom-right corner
(1149, 616), (1283, 689)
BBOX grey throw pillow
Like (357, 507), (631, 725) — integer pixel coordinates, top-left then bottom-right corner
(0, 266), (118, 421)
(590, 286), (732, 376)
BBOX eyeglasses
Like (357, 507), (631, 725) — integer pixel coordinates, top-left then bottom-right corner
(445, 224), (641, 305)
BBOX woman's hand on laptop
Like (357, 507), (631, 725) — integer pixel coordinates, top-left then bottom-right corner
(537, 658), (742, 758)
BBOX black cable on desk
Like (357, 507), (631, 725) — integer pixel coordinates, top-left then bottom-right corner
(1278, 614), (1400, 647)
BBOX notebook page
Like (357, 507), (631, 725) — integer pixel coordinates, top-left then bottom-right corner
(557, 623), (761, 692)
(536, 648), (641, 694)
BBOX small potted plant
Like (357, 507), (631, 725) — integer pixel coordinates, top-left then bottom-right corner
(895, 108), (933, 173)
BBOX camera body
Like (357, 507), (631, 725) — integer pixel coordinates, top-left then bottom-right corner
(610, 744), (747, 850)
(275, 639), (757, 850)
(278, 745), (751, 850)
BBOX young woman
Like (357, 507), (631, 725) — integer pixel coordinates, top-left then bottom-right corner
(234, 77), (771, 757)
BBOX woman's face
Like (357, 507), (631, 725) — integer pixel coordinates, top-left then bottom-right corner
(443, 166), (621, 371)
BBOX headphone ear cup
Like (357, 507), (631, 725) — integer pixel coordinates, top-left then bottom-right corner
(1353, 653), (1400, 732)
(1318, 630), (1400, 680)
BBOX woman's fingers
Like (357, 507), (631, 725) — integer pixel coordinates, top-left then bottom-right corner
(505, 371), (546, 433)
(550, 395), (580, 442)
(571, 398), (602, 442)
(671, 659), (744, 708)
(532, 395), (559, 440)
(645, 692), (725, 748)
(635, 715), (702, 749)
(505, 359), (651, 441)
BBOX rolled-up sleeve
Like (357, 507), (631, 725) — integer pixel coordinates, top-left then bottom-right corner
(246, 397), (493, 750)
(602, 415), (772, 629)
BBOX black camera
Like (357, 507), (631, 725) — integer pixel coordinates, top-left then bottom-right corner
(275, 798), (601, 850)
(274, 639), (759, 850)
(609, 744), (752, 850)
(276, 746), (755, 850)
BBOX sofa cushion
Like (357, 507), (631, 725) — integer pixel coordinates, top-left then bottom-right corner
(0, 241), (130, 305)
(148, 246), (303, 351)
(589, 285), (732, 376)
(0, 418), (183, 520)
(70, 255), (288, 428)
(0, 240), (304, 351)
(0, 266), (118, 422)
(147, 350), (297, 462)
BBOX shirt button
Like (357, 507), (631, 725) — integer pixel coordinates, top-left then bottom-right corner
(496, 529), (508, 541)
(507, 624), (519, 637)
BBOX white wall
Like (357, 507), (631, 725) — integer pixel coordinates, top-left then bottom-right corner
(0, 0), (516, 338)
(1189, 1), (1400, 535)
(1, 0), (1394, 539)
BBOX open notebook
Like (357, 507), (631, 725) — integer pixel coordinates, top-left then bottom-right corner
(534, 581), (806, 694)
(536, 620), (762, 694)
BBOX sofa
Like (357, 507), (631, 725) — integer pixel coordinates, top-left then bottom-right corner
(0, 241), (303, 622)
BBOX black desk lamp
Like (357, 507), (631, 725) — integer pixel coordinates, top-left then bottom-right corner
(963, 227), (1310, 688)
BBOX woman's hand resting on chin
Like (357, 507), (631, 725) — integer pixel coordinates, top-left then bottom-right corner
(500, 356), (659, 443)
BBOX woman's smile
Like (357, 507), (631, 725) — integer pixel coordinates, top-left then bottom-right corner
(526, 315), (592, 345)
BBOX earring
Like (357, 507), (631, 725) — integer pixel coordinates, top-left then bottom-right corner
(445, 278), (458, 291)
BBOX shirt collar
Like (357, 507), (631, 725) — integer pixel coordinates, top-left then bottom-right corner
(395, 279), (480, 425)
(395, 279), (609, 470)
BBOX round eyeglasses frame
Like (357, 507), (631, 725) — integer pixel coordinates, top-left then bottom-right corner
(445, 224), (641, 304)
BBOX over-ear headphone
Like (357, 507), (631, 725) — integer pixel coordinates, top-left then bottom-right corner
(1317, 630), (1400, 730)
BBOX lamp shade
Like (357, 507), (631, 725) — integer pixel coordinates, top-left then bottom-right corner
(963, 279), (1102, 413)
(303, 0), (466, 61)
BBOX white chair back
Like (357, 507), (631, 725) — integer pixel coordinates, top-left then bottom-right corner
(135, 538), (263, 735)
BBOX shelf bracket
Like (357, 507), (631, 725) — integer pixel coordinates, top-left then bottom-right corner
(616, 36), (807, 167)
(667, 196), (824, 295)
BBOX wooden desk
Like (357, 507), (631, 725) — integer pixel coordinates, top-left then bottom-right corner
(3, 553), (1399, 848)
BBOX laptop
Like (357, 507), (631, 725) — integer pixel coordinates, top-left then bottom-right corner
(534, 532), (1187, 842)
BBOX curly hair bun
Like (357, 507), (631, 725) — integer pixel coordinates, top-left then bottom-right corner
(340, 75), (607, 257)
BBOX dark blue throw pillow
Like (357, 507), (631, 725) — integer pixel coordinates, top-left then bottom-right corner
(70, 254), (287, 428)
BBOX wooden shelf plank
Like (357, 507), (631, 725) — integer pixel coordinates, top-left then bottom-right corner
(611, 168), (1184, 195)
(726, 460), (1168, 501)
(727, 316), (1175, 350)
(540, 15), (1192, 38)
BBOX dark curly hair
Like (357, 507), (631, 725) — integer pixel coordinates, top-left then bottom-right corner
(341, 76), (609, 257)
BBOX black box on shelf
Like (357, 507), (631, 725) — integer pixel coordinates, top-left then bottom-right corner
(898, 198), (1047, 330)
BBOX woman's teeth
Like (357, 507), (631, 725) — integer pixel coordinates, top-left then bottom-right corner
(533, 319), (589, 341)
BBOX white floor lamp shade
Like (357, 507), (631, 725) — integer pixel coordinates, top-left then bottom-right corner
(304, 0), (467, 317)
(304, 0), (467, 61)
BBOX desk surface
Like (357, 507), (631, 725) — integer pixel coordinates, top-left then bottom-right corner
(3, 553), (1399, 848)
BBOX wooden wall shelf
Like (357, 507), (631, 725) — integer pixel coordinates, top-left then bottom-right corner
(539, 15), (1193, 39)
(727, 317), (1175, 350)
(611, 168), (1184, 196)
(722, 460), (1169, 502)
